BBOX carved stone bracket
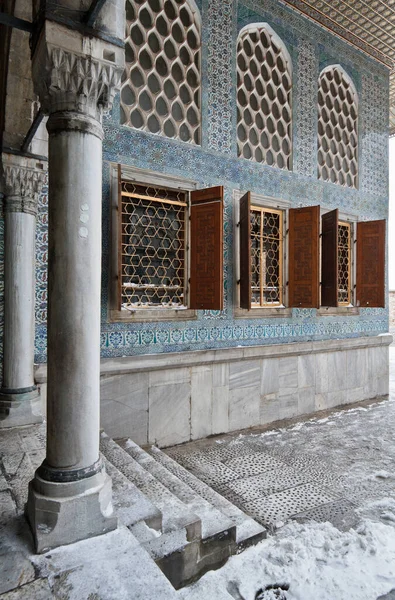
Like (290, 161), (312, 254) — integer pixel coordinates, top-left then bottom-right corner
(2, 155), (46, 216)
(32, 22), (124, 121)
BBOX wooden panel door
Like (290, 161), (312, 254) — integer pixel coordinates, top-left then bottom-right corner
(356, 220), (386, 308)
(289, 206), (320, 308)
(189, 186), (224, 310)
(239, 192), (251, 310)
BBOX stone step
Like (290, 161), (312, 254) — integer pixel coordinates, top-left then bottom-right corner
(118, 438), (237, 541)
(102, 456), (162, 531)
(130, 520), (188, 560)
(100, 433), (201, 542)
(149, 445), (267, 547)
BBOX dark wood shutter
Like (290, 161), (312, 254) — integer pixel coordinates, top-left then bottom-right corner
(239, 192), (251, 310)
(356, 220), (386, 308)
(189, 186), (223, 310)
(321, 209), (338, 307)
(289, 206), (320, 308)
(117, 164), (122, 311)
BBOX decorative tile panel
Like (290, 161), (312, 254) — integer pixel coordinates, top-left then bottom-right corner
(35, 182), (48, 327)
(360, 72), (389, 199)
(294, 39), (317, 176)
(205, 0), (236, 154)
(32, 0), (389, 364)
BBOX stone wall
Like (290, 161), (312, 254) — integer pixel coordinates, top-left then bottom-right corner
(390, 291), (395, 327)
(35, 334), (392, 446)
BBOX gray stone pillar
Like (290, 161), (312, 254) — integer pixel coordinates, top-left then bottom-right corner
(27, 22), (124, 553)
(0, 154), (45, 427)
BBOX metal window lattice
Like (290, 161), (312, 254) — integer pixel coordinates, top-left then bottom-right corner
(237, 27), (292, 169)
(318, 67), (358, 188)
(120, 181), (187, 308)
(250, 206), (283, 306)
(338, 221), (351, 305)
(121, 0), (201, 144)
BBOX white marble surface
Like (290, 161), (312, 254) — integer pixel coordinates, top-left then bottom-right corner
(229, 386), (260, 431)
(191, 367), (213, 441)
(149, 382), (191, 447)
(100, 373), (149, 444)
(44, 335), (392, 447)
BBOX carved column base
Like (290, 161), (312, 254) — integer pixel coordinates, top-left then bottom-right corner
(0, 387), (42, 428)
(27, 469), (117, 553)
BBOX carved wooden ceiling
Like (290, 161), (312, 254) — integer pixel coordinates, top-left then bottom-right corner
(281, 0), (395, 135)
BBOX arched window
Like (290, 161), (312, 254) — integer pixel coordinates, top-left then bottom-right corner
(317, 66), (358, 188)
(121, 0), (201, 145)
(236, 24), (292, 169)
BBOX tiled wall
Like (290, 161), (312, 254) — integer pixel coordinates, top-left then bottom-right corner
(33, 0), (389, 364)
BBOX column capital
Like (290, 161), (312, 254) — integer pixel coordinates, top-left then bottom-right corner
(32, 21), (124, 121)
(2, 153), (46, 216)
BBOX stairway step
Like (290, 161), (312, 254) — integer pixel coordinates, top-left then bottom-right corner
(102, 456), (162, 531)
(149, 445), (267, 547)
(130, 521), (189, 560)
(118, 438), (236, 541)
(100, 433), (201, 542)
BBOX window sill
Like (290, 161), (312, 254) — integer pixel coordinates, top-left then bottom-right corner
(109, 308), (197, 323)
(317, 306), (359, 316)
(234, 307), (293, 319)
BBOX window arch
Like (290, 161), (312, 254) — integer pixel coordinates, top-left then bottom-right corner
(236, 24), (292, 169)
(121, 0), (201, 145)
(317, 66), (358, 188)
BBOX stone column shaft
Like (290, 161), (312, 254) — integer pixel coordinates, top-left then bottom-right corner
(0, 154), (45, 427)
(27, 17), (124, 553)
(4, 212), (36, 389)
(46, 113), (102, 470)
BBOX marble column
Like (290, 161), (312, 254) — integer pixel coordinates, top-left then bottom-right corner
(0, 154), (45, 427)
(27, 22), (124, 552)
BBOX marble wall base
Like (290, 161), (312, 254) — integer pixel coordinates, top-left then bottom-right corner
(35, 335), (392, 448)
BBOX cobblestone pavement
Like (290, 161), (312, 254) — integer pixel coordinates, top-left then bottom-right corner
(166, 347), (395, 533)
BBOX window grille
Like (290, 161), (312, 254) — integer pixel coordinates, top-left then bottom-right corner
(338, 221), (351, 305)
(120, 181), (187, 308)
(318, 66), (358, 188)
(121, 0), (201, 144)
(250, 206), (283, 306)
(236, 26), (292, 169)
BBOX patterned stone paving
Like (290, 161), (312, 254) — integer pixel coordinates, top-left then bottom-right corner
(165, 348), (395, 533)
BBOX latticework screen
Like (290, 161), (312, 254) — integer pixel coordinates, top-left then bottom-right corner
(120, 181), (187, 308)
(121, 0), (201, 144)
(338, 221), (351, 305)
(250, 206), (283, 306)
(318, 67), (358, 188)
(236, 26), (292, 169)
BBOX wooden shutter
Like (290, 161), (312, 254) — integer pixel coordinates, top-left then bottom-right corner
(189, 186), (223, 310)
(289, 206), (320, 308)
(117, 164), (122, 311)
(239, 192), (251, 310)
(356, 220), (385, 308)
(321, 209), (338, 307)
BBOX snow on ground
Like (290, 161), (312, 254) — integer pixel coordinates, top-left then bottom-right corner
(180, 348), (395, 600)
(182, 501), (395, 600)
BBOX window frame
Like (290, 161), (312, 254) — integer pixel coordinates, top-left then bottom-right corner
(317, 65), (358, 189)
(337, 219), (353, 307)
(318, 208), (359, 316)
(236, 23), (293, 170)
(121, 0), (202, 146)
(109, 163), (198, 322)
(233, 190), (292, 318)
